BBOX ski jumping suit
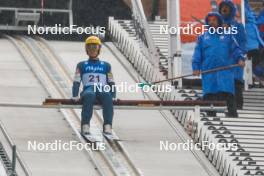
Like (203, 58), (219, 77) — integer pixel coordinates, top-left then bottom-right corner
(72, 58), (116, 126)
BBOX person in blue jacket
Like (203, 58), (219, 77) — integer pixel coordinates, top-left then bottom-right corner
(192, 12), (245, 117)
(72, 36), (116, 135)
(218, 0), (247, 109)
(244, 0), (264, 80)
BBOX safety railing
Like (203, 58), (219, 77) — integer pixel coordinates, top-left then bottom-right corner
(0, 120), (31, 176)
(0, 5), (73, 26)
(109, 16), (164, 83)
(130, 0), (160, 68)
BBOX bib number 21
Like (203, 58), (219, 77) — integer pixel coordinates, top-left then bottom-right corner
(88, 75), (100, 82)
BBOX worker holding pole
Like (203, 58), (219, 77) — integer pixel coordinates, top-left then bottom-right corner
(192, 12), (245, 118)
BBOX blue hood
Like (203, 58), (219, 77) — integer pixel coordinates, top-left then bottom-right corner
(219, 0), (237, 23)
(257, 10), (264, 25)
(205, 12), (224, 27)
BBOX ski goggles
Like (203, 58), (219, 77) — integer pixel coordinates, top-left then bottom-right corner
(86, 44), (100, 51)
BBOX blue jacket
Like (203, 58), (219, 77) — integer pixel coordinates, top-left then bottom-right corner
(244, 0), (264, 51)
(219, 0), (247, 82)
(192, 12), (245, 96)
(72, 58), (116, 98)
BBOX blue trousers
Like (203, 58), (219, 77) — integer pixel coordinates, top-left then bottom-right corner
(81, 87), (113, 126)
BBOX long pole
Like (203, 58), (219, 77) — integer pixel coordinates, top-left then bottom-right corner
(152, 64), (240, 84)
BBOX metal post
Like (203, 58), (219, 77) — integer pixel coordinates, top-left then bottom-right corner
(194, 105), (200, 123)
(167, 0), (182, 87)
(241, 0), (245, 26)
(151, 0), (159, 21)
(11, 145), (16, 176)
(68, 0), (73, 26)
(241, 0), (253, 90)
(193, 105), (201, 138)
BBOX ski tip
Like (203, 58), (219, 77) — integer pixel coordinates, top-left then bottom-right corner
(81, 132), (102, 143)
(103, 133), (119, 141)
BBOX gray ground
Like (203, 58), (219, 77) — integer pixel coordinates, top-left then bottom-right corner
(0, 38), (100, 176)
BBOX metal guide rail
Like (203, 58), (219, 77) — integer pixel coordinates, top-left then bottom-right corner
(0, 99), (227, 112)
(41, 98), (227, 111)
(43, 98), (226, 106)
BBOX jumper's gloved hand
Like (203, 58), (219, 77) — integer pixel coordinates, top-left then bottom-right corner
(138, 82), (152, 88)
(238, 60), (245, 67)
(193, 70), (201, 76)
(113, 98), (121, 102)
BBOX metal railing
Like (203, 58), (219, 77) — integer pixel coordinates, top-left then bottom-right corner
(130, 0), (160, 68)
(108, 17), (166, 83)
(0, 120), (31, 176)
(0, 1), (73, 27)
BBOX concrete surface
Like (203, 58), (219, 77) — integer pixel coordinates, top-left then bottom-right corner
(0, 38), (100, 176)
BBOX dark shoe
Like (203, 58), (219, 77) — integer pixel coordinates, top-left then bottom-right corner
(206, 111), (217, 117)
(81, 124), (90, 135)
(225, 112), (238, 118)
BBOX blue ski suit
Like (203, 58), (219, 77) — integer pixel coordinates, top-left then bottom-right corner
(72, 58), (116, 126)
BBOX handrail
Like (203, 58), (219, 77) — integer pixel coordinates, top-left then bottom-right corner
(0, 120), (31, 176)
(108, 17), (166, 83)
(0, 102), (226, 112)
(0, 7), (71, 13)
(130, 0), (160, 68)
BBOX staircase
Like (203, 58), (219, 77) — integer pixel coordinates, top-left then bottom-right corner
(148, 21), (169, 75)
(198, 88), (264, 176)
(112, 19), (171, 75)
